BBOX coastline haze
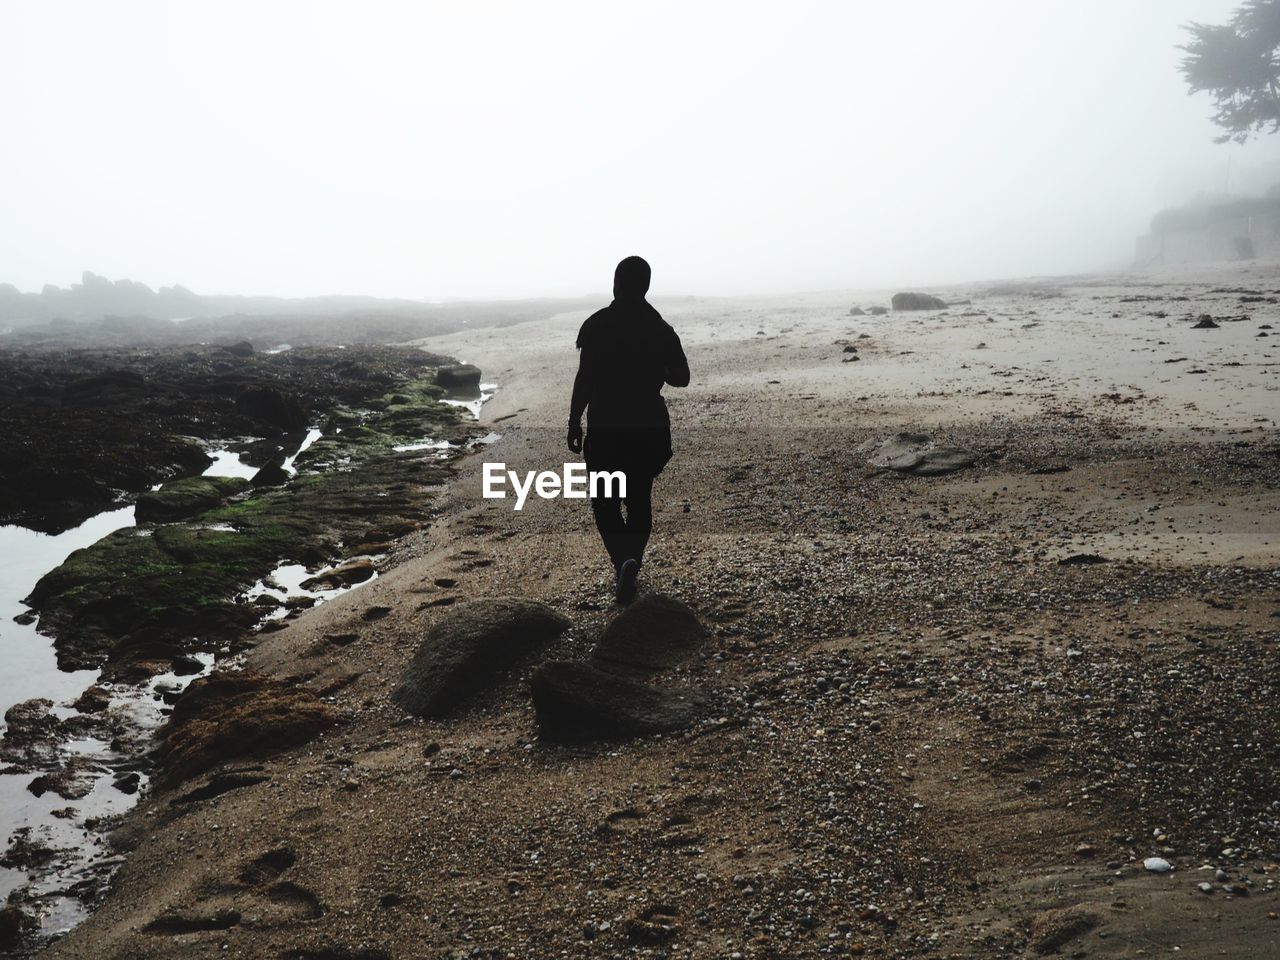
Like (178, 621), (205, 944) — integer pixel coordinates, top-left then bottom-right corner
(3, 0), (1279, 300)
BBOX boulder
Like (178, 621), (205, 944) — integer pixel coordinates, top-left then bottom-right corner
(0, 905), (36, 952)
(0, 699), (62, 762)
(434, 363), (482, 392)
(891, 292), (949, 311)
(859, 433), (976, 476)
(531, 661), (706, 742)
(28, 756), (99, 800)
(171, 653), (206, 676)
(221, 340), (255, 357)
(1058, 553), (1109, 566)
(858, 432), (933, 466)
(867, 306), (888, 316)
(135, 476), (250, 522)
(158, 671), (337, 785)
(392, 598), (570, 717)
(848, 306), (866, 316)
(592, 593), (708, 676)
(251, 457), (290, 486)
(1192, 315), (1219, 329)
(73, 685), (112, 713)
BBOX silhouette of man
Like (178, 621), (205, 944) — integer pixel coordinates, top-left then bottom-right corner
(568, 256), (689, 603)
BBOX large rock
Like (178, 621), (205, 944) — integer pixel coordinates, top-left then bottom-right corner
(158, 671), (337, 785)
(0, 698), (63, 765)
(392, 598), (570, 717)
(0, 905), (36, 952)
(859, 433), (976, 477)
(434, 363), (482, 392)
(592, 593), (708, 676)
(531, 661), (706, 742)
(859, 432), (933, 467)
(135, 476), (250, 522)
(891, 292), (949, 311)
(250, 457), (290, 487)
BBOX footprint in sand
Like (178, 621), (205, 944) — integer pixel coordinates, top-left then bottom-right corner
(145, 845), (323, 935)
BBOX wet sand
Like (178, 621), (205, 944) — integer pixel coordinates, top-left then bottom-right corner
(34, 262), (1280, 958)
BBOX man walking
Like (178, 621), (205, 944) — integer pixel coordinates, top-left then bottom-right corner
(567, 256), (689, 603)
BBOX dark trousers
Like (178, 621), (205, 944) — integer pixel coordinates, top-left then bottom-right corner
(591, 470), (655, 569)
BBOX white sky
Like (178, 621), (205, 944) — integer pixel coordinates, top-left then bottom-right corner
(3, 1), (1278, 299)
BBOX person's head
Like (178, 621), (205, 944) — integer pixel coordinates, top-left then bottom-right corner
(613, 255), (651, 301)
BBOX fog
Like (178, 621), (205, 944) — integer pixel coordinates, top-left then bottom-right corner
(3, 0), (1279, 300)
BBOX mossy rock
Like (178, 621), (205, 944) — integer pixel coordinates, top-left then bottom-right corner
(26, 374), (466, 670)
(135, 476), (250, 522)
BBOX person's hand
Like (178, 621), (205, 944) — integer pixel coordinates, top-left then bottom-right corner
(567, 420), (584, 453)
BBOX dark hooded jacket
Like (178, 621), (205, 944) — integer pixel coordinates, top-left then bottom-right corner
(571, 261), (689, 477)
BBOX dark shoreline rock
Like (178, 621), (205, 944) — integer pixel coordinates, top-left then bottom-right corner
(592, 593), (708, 676)
(434, 363), (482, 392)
(23, 368), (468, 671)
(891, 292), (949, 311)
(158, 672), (337, 786)
(135, 476), (250, 522)
(393, 599), (571, 717)
(531, 661), (706, 742)
(0, 344), (456, 533)
(0, 905), (37, 953)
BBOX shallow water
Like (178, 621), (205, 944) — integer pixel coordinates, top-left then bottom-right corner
(247, 559), (378, 620)
(0, 508), (133, 713)
(201, 449), (259, 480)
(202, 427), (323, 480)
(282, 427), (323, 474)
(0, 386), (496, 934)
(0, 504), (220, 916)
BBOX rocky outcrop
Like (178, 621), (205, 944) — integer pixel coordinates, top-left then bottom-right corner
(392, 599), (571, 717)
(0, 699), (62, 765)
(891, 292), (949, 311)
(531, 661), (706, 742)
(135, 476), (250, 522)
(158, 672), (337, 785)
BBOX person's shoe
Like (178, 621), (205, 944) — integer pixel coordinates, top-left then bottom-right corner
(615, 558), (640, 605)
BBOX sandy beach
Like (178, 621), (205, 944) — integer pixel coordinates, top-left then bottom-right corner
(30, 262), (1280, 959)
